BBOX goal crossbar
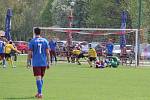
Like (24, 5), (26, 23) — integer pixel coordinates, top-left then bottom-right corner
(36, 27), (138, 31)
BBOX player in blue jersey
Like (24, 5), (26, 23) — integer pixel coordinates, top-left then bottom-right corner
(0, 31), (6, 68)
(0, 38), (5, 67)
(27, 28), (50, 99)
(49, 36), (57, 65)
(106, 39), (114, 56)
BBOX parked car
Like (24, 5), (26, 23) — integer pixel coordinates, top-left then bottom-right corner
(113, 45), (133, 56)
(57, 40), (67, 47)
(13, 41), (28, 54)
(89, 42), (99, 48)
(140, 44), (150, 60)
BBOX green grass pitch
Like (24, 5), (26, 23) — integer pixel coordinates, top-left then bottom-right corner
(0, 55), (150, 100)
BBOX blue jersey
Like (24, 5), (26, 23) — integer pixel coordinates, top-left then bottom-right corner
(29, 37), (49, 67)
(106, 43), (114, 55)
(0, 40), (5, 53)
(49, 40), (57, 51)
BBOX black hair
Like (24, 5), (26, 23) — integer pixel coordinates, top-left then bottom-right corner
(88, 43), (92, 48)
(34, 27), (41, 35)
(9, 41), (12, 44)
(28, 38), (32, 42)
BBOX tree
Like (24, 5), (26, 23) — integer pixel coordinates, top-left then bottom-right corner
(51, 0), (69, 27)
(86, 0), (122, 28)
(73, 0), (90, 28)
(39, 0), (54, 27)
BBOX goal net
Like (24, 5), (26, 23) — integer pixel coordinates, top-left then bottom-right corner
(33, 27), (142, 66)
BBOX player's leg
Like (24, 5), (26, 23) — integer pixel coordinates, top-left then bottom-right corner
(76, 57), (81, 65)
(33, 67), (46, 98)
(2, 58), (6, 68)
(93, 57), (97, 67)
(41, 67), (46, 85)
(66, 52), (70, 63)
(14, 53), (17, 61)
(87, 57), (93, 67)
(4, 54), (9, 68)
(8, 56), (15, 68)
(61, 51), (65, 61)
(71, 54), (75, 63)
(0, 53), (6, 68)
(53, 50), (57, 63)
(76, 53), (84, 65)
(50, 50), (53, 64)
(5, 54), (15, 68)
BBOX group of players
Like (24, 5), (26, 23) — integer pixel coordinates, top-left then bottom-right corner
(0, 31), (21, 68)
(0, 28), (119, 99)
(0, 28), (116, 99)
(71, 39), (117, 68)
(50, 38), (135, 67)
(48, 37), (116, 68)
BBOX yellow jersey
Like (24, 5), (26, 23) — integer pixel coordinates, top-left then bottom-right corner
(88, 48), (97, 57)
(72, 50), (81, 55)
(5, 44), (18, 54)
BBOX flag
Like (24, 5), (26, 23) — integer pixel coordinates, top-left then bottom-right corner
(120, 11), (127, 49)
(5, 8), (13, 41)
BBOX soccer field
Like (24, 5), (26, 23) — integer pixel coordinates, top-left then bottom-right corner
(1, 55), (150, 100)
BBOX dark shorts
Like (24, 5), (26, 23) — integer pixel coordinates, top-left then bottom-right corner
(50, 50), (56, 57)
(89, 57), (96, 62)
(106, 54), (113, 56)
(77, 53), (85, 59)
(66, 51), (71, 57)
(5, 53), (11, 59)
(120, 54), (128, 58)
(0, 53), (5, 60)
(97, 52), (103, 56)
(33, 67), (46, 77)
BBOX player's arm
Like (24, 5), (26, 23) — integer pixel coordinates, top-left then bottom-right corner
(94, 49), (97, 57)
(27, 41), (32, 68)
(87, 51), (89, 57)
(46, 48), (50, 69)
(11, 45), (21, 54)
(27, 50), (32, 68)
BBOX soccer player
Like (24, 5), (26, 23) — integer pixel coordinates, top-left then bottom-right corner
(49, 36), (57, 65)
(95, 43), (105, 61)
(0, 30), (7, 68)
(72, 47), (84, 65)
(27, 27), (50, 99)
(66, 45), (72, 63)
(0, 38), (5, 67)
(5, 41), (21, 68)
(106, 39), (114, 57)
(87, 44), (97, 67)
(120, 46), (128, 65)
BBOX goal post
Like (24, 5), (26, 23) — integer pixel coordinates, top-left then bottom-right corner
(33, 27), (139, 67)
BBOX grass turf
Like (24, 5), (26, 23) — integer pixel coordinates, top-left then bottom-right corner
(0, 55), (150, 100)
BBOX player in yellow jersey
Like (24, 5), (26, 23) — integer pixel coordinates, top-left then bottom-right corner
(72, 49), (81, 56)
(87, 44), (97, 67)
(72, 47), (85, 65)
(5, 41), (21, 68)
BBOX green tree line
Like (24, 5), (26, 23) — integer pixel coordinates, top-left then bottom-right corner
(0, 0), (149, 42)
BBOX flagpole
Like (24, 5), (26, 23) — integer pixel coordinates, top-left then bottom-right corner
(137, 0), (142, 66)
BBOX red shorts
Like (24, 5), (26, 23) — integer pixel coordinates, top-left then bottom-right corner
(0, 53), (5, 60)
(50, 50), (56, 57)
(33, 67), (46, 77)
